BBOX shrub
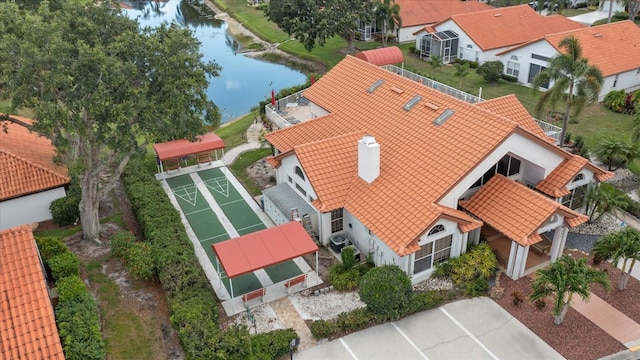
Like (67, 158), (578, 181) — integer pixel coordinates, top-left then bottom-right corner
(501, 73), (518, 82)
(469, 61), (479, 69)
(49, 195), (80, 226)
(125, 241), (156, 280)
(511, 291), (523, 306)
(534, 298), (547, 310)
(405, 290), (445, 314)
(329, 267), (361, 291)
(408, 45), (416, 54)
(56, 275), (87, 302)
(56, 292), (106, 360)
(110, 230), (135, 257)
(359, 265), (412, 318)
(35, 236), (68, 261)
(251, 328), (298, 359)
(447, 243), (497, 290)
(604, 90), (629, 113)
(464, 276), (490, 297)
(336, 308), (372, 331)
(574, 135), (585, 151)
(310, 319), (338, 339)
(48, 251), (80, 281)
(341, 246), (356, 270)
(476, 61), (504, 83)
(613, 11), (628, 19)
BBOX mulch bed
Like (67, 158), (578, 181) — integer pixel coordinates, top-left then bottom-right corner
(494, 249), (639, 360)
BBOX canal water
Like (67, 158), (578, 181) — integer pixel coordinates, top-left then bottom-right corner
(122, 0), (307, 123)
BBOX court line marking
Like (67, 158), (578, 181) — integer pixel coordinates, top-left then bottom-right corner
(199, 233), (230, 243)
(339, 338), (359, 360)
(439, 308), (499, 360)
(235, 223), (266, 233)
(217, 198), (245, 207)
(184, 208), (211, 216)
(171, 183), (199, 206)
(391, 322), (430, 360)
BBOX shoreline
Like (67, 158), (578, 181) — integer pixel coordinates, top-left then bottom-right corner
(204, 0), (327, 74)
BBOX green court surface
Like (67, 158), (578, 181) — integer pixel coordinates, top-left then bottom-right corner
(197, 168), (302, 281)
(165, 174), (262, 295)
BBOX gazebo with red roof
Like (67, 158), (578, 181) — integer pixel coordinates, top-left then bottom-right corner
(153, 133), (225, 173)
(212, 221), (319, 298)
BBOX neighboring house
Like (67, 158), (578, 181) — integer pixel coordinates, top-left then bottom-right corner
(0, 116), (70, 230)
(263, 53), (612, 283)
(498, 20), (640, 100)
(357, 0), (491, 43)
(414, 5), (586, 64)
(0, 224), (65, 359)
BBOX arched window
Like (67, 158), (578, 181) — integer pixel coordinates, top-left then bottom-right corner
(571, 173), (585, 183)
(428, 224), (445, 236)
(294, 166), (305, 180)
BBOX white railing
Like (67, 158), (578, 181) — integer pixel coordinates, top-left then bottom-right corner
(534, 119), (562, 144)
(382, 65), (482, 104)
(264, 90), (307, 129)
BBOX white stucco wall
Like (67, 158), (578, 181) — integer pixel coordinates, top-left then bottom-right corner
(0, 187), (67, 230)
(399, 25), (426, 43)
(499, 40), (558, 85)
(441, 132), (567, 207)
(601, 68), (640, 101)
(277, 155), (318, 204)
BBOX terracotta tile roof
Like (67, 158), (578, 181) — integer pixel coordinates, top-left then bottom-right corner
(355, 47), (404, 66)
(397, 0), (492, 27)
(445, 5), (586, 50)
(476, 95), (555, 143)
(0, 225), (65, 360)
(265, 56), (604, 256)
(543, 20), (640, 77)
(0, 116), (69, 201)
(460, 175), (588, 246)
(536, 156), (588, 197)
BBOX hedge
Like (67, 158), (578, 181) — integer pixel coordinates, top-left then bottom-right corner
(35, 236), (69, 261)
(122, 159), (302, 358)
(122, 160), (220, 358)
(48, 252), (80, 281)
(56, 291), (106, 360)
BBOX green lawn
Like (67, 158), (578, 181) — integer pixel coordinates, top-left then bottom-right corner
(228, 148), (272, 196)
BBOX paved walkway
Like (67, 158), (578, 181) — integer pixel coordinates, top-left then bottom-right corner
(221, 120), (264, 165)
(572, 294), (640, 351)
(270, 297), (317, 352)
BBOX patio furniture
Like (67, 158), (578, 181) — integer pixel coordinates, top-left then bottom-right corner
(241, 288), (265, 303)
(531, 235), (552, 256)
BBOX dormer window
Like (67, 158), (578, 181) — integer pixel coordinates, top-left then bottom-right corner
(571, 173), (585, 183)
(294, 166), (305, 181)
(428, 224), (445, 236)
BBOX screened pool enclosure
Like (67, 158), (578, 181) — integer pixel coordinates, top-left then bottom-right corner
(419, 30), (459, 64)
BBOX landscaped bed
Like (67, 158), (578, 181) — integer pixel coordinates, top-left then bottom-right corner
(494, 249), (639, 360)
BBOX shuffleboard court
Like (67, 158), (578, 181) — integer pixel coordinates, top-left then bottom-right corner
(197, 168), (302, 281)
(165, 174), (262, 295)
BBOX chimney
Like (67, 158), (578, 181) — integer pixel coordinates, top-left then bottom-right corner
(358, 135), (380, 184)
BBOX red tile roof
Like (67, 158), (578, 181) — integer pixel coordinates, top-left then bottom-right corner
(536, 156), (588, 197)
(544, 20), (640, 77)
(0, 116), (69, 201)
(476, 95), (555, 143)
(397, 0), (492, 27)
(0, 225), (65, 360)
(444, 5), (586, 50)
(460, 175), (588, 246)
(265, 56), (606, 256)
(355, 47), (404, 66)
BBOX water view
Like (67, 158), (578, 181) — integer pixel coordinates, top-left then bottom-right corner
(122, 0), (307, 123)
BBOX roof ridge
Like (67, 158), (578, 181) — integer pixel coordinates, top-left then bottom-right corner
(0, 148), (69, 181)
(451, 3), (531, 18)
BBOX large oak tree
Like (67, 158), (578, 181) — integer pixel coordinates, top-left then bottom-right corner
(0, 2), (220, 243)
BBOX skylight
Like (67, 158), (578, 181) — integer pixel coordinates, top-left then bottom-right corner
(433, 109), (455, 126)
(403, 95), (423, 111)
(367, 79), (384, 93)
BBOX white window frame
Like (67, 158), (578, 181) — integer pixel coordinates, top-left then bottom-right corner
(506, 56), (520, 77)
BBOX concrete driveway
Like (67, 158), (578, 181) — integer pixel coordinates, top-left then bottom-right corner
(294, 297), (563, 360)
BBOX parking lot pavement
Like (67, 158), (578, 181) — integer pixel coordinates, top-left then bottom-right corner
(294, 297), (564, 360)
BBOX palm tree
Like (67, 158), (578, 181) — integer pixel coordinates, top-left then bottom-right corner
(584, 183), (630, 223)
(593, 227), (640, 290)
(592, 137), (640, 171)
(532, 36), (604, 147)
(530, 255), (610, 325)
(454, 62), (470, 90)
(374, 0), (401, 47)
(429, 55), (443, 80)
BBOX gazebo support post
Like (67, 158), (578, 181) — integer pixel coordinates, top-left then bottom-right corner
(315, 251), (319, 285)
(230, 278), (234, 299)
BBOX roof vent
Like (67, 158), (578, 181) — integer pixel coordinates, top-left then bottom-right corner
(403, 95), (423, 111)
(433, 109), (455, 126)
(367, 79), (384, 93)
(494, 13), (502, 17)
(390, 86), (404, 94)
(593, 33), (603, 37)
(424, 102), (440, 111)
